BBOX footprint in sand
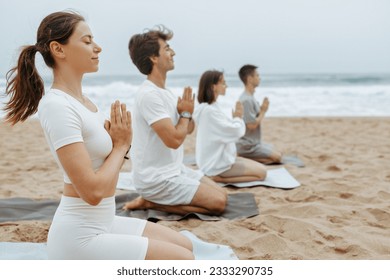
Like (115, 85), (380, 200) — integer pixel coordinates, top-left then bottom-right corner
(327, 165), (342, 172)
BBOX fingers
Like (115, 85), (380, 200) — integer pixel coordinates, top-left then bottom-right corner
(182, 87), (193, 101)
(115, 101), (122, 124)
(121, 103), (129, 127)
(110, 102), (116, 124)
(111, 100), (121, 124)
(236, 101), (243, 111)
(178, 87), (195, 115)
(110, 101), (132, 127)
(127, 111), (132, 127)
(187, 87), (193, 100)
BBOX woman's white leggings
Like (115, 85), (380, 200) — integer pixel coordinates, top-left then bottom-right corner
(47, 195), (148, 259)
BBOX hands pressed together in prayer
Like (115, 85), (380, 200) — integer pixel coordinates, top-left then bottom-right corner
(105, 100), (132, 153)
(177, 87), (195, 115)
(260, 97), (269, 113)
(232, 101), (244, 119)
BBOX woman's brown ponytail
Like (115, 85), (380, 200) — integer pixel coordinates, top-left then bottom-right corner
(3, 11), (84, 125)
(4, 45), (44, 125)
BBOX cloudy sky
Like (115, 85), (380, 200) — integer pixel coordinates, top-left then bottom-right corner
(0, 0), (389, 77)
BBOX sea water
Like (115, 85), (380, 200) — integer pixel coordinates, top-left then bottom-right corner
(1, 73), (390, 118)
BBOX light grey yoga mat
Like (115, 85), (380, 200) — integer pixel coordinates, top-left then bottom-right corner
(218, 167), (301, 189)
(0, 193), (258, 223)
(281, 155), (305, 168)
(0, 230), (238, 260)
(117, 167), (300, 191)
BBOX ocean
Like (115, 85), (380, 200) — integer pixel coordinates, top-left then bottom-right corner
(1, 73), (390, 119)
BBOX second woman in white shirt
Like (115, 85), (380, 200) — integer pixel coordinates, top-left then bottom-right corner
(193, 70), (267, 183)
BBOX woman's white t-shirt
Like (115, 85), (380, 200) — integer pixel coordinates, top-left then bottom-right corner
(193, 102), (245, 176)
(38, 89), (112, 184)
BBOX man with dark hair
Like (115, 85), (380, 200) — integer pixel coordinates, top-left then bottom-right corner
(236, 64), (282, 164)
(124, 26), (227, 215)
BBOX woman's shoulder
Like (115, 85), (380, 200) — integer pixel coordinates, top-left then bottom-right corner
(204, 103), (228, 122)
(41, 89), (69, 104)
(38, 89), (78, 117)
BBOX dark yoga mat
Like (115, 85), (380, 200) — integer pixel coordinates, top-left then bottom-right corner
(116, 192), (259, 221)
(0, 193), (259, 223)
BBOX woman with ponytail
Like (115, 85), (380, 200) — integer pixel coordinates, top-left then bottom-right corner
(3, 11), (194, 260)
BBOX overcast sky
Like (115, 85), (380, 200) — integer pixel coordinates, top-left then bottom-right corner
(1, 0), (389, 77)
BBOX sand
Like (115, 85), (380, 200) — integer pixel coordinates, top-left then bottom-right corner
(1, 117), (389, 259)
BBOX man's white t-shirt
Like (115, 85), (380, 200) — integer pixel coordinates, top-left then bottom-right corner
(131, 80), (183, 186)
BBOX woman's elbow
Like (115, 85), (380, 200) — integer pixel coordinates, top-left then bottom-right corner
(84, 195), (103, 206)
(87, 197), (103, 206)
(80, 189), (105, 206)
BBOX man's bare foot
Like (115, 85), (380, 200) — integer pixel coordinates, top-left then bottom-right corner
(123, 196), (154, 210)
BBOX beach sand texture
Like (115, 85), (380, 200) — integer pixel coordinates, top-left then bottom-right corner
(1, 117), (389, 259)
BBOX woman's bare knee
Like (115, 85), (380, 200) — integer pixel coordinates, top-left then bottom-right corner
(258, 167), (267, 180)
(250, 161), (267, 180)
(142, 222), (193, 253)
(145, 239), (194, 260)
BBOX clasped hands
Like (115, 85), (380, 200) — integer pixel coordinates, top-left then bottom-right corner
(177, 87), (195, 115)
(104, 100), (132, 152)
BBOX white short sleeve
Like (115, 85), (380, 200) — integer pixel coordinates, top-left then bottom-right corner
(39, 99), (83, 150)
(137, 90), (171, 125)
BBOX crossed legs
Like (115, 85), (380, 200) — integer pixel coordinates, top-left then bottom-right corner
(211, 156), (267, 183)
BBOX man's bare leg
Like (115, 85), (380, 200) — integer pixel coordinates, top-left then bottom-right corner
(246, 149), (283, 165)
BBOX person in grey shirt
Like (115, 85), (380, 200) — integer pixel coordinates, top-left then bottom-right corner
(236, 64), (282, 164)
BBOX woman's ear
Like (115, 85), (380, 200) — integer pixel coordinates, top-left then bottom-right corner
(49, 41), (65, 59)
(212, 84), (218, 97)
(212, 84), (216, 93)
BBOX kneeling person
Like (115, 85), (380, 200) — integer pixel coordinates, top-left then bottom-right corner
(124, 26), (227, 215)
